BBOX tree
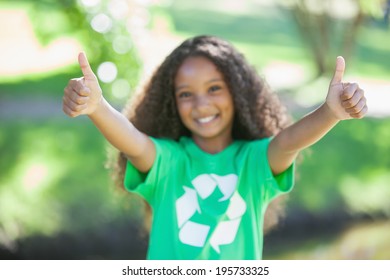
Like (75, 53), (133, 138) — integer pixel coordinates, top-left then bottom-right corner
(26, 0), (147, 103)
(279, 0), (384, 77)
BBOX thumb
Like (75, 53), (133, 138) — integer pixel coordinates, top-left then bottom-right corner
(331, 56), (345, 85)
(78, 52), (96, 81)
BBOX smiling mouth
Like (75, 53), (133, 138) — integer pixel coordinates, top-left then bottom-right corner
(196, 114), (218, 124)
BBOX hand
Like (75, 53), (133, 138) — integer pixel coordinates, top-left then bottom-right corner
(63, 52), (103, 117)
(325, 56), (368, 120)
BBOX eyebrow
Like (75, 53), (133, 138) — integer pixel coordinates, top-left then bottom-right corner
(175, 78), (223, 91)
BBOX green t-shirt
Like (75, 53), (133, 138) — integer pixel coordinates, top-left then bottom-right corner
(124, 136), (294, 260)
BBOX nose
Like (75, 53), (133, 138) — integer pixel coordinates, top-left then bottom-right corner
(194, 94), (210, 108)
(193, 94), (212, 114)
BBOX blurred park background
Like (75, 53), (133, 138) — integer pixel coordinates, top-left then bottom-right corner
(0, 0), (389, 260)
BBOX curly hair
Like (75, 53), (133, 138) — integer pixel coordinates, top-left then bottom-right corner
(110, 35), (291, 233)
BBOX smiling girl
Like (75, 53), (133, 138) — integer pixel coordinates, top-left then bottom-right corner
(63, 35), (367, 259)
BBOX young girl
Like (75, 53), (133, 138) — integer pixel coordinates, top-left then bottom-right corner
(63, 35), (367, 260)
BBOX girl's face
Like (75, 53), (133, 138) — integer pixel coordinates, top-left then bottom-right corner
(174, 56), (234, 152)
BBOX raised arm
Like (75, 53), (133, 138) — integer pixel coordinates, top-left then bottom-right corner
(268, 56), (368, 175)
(63, 52), (155, 172)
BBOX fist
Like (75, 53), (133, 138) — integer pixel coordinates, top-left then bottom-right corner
(326, 56), (368, 120)
(63, 52), (103, 117)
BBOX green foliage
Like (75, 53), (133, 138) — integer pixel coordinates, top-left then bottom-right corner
(289, 118), (390, 216)
(0, 120), (142, 242)
(4, 0), (141, 103)
(156, 1), (390, 79)
(0, 67), (81, 99)
(155, 3), (306, 67)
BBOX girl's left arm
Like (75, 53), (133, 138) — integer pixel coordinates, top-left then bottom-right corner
(268, 56), (368, 175)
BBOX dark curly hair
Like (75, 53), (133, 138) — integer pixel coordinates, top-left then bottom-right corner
(110, 35), (291, 232)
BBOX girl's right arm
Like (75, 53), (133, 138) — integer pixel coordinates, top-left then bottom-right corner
(62, 52), (155, 173)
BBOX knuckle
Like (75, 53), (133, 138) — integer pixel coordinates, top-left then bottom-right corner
(75, 104), (86, 112)
(342, 92), (352, 100)
(64, 87), (71, 95)
(356, 113), (364, 119)
(344, 100), (353, 107)
(352, 107), (360, 113)
(69, 79), (78, 87)
(69, 111), (78, 118)
(349, 82), (359, 90)
(75, 97), (83, 105)
(69, 103), (78, 111)
(74, 104), (82, 111)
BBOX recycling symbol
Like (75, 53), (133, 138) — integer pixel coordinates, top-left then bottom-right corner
(175, 173), (247, 253)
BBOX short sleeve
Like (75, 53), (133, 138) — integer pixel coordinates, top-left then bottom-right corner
(124, 137), (178, 206)
(248, 138), (295, 203)
(263, 138), (294, 202)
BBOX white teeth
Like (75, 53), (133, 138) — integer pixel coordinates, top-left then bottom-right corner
(197, 115), (216, 124)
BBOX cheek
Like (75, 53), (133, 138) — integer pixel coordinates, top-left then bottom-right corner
(176, 101), (191, 120)
(220, 96), (234, 115)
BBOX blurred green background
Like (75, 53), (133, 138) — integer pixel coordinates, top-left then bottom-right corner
(0, 0), (389, 260)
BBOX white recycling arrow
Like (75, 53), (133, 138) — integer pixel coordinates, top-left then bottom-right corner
(209, 218), (241, 253)
(226, 192), (247, 220)
(176, 186), (201, 228)
(176, 173), (247, 254)
(210, 174), (238, 202)
(192, 174), (217, 199)
(179, 221), (210, 247)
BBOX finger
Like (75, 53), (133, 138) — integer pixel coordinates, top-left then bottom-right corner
(342, 82), (350, 90)
(341, 83), (360, 101)
(63, 100), (80, 118)
(65, 78), (91, 96)
(68, 90), (90, 105)
(346, 97), (366, 114)
(63, 95), (88, 113)
(78, 52), (96, 81)
(350, 105), (368, 119)
(64, 83), (89, 102)
(342, 88), (364, 108)
(78, 86), (91, 97)
(331, 56), (345, 85)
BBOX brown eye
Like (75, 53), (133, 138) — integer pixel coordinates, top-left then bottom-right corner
(209, 85), (221, 93)
(178, 91), (192, 98)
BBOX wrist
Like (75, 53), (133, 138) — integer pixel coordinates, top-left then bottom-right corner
(320, 102), (341, 124)
(87, 96), (106, 119)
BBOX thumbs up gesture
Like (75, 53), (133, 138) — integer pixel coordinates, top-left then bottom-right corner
(63, 52), (103, 117)
(326, 56), (368, 120)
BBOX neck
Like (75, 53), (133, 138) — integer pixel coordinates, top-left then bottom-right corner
(192, 135), (233, 154)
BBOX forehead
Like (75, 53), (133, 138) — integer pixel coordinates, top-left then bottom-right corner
(175, 56), (223, 82)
